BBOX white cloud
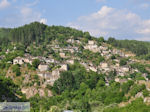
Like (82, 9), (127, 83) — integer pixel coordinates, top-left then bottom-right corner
(40, 18), (47, 24)
(0, 6), (45, 27)
(68, 6), (150, 41)
(20, 7), (41, 24)
(0, 0), (10, 9)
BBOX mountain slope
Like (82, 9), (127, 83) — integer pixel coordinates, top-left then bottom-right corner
(0, 22), (150, 111)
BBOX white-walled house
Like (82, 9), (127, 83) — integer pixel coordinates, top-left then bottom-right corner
(38, 64), (49, 72)
(23, 58), (33, 65)
(38, 72), (51, 79)
(89, 66), (97, 72)
(13, 57), (24, 65)
(59, 52), (66, 58)
(66, 59), (74, 65)
(45, 58), (55, 63)
(88, 40), (95, 45)
(60, 64), (68, 71)
(100, 63), (108, 68)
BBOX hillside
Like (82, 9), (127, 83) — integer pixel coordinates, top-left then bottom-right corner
(1, 22), (150, 112)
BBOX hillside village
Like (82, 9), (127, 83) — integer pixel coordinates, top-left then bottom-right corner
(2, 37), (148, 100)
(1, 22), (150, 111)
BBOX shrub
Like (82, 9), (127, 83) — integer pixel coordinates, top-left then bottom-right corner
(120, 58), (127, 66)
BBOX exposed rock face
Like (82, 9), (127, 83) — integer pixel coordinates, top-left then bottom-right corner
(21, 87), (52, 99)
(38, 64), (49, 72)
(135, 92), (143, 98)
(22, 87), (38, 99)
(144, 97), (150, 103)
(23, 74), (30, 84)
(38, 89), (46, 97)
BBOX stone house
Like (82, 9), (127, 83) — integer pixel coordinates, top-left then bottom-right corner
(68, 48), (74, 53)
(60, 64), (68, 71)
(76, 40), (81, 44)
(88, 40), (95, 45)
(115, 78), (127, 83)
(13, 57), (24, 65)
(38, 64), (49, 72)
(45, 58), (55, 63)
(99, 46), (108, 51)
(135, 92), (143, 98)
(46, 70), (60, 85)
(59, 52), (66, 58)
(66, 59), (74, 65)
(125, 53), (135, 57)
(52, 69), (60, 76)
(38, 72), (51, 79)
(84, 44), (99, 53)
(89, 66), (97, 72)
(102, 50), (110, 55)
(114, 59), (119, 62)
(102, 67), (110, 72)
(23, 58), (33, 65)
(115, 63), (120, 67)
(117, 72), (125, 77)
(144, 97), (150, 103)
(55, 45), (60, 49)
(120, 66), (130, 72)
(100, 63), (108, 68)
(67, 39), (75, 43)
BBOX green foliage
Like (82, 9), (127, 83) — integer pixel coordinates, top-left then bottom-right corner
(12, 64), (21, 76)
(130, 84), (146, 96)
(53, 71), (75, 94)
(107, 38), (149, 56)
(121, 80), (134, 94)
(0, 76), (24, 101)
(119, 58), (127, 66)
(111, 55), (116, 60)
(77, 49), (104, 66)
(98, 37), (105, 43)
(45, 25), (86, 42)
(32, 59), (40, 68)
(10, 22), (47, 46)
(96, 80), (105, 88)
(1, 22), (150, 111)
(0, 28), (11, 46)
(130, 63), (149, 74)
(28, 62), (150, 112)
(107, 70), (117, 81)
(143, 89), (149, 97)
(104, 98), (150, 112)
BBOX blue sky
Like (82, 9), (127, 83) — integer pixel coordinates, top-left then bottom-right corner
(0, 0), (150, 41)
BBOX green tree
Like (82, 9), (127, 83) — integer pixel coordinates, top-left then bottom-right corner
(53, 71), (75, 94)
(32, 59), (40, 68)
(120, 58), (127, 66)
(12, 64), (21, 76)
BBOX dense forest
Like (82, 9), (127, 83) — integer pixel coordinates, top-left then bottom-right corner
(0, 22), (91, 47)
(107, 38), (150, 59)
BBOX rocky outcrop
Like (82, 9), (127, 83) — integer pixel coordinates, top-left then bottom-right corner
(22, 87), (52, 99)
